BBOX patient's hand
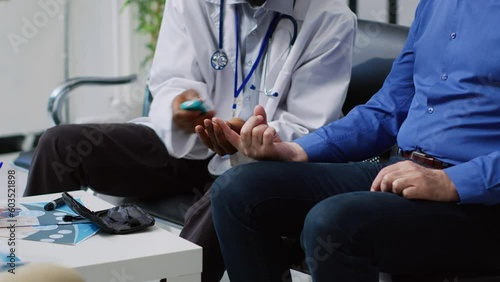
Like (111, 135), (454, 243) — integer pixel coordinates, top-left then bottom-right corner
(196, 117), (244, 156)
(371, 161), (460, 202)
(172, 89), (215, 133)
(213, 105), (308, 162)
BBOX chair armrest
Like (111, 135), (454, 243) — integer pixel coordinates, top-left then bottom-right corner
(48, 74), (138, 125)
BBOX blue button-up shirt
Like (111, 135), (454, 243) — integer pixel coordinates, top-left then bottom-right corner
(295, 0), (500, 205)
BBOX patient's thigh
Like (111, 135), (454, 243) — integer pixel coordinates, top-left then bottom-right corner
(212, 161), (382, 237)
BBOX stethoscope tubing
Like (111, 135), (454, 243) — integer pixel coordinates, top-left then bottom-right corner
(218, 0), (225, 50)
(233, 11), (295, 107)
(213, 0), (298, 111)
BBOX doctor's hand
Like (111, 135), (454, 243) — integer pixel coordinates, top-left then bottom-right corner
(370, 161), (460, 202)
(172, 89), (215, 133)
(212, 105), (308, 162)
(196, 117), (245, 156)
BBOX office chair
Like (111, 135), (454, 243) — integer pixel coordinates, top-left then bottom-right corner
(15, 19), (500, 282)
(12, 75), (138, 170)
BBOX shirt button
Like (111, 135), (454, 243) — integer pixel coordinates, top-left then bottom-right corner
(428, 107), (434, 114)
(251, 30), (258, 36)
(450, 32), (457, 39)
(441, 74), (448, 81)
(247, 60), (253, 66)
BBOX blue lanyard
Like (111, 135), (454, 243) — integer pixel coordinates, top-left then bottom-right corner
(232, 11), (284, 112)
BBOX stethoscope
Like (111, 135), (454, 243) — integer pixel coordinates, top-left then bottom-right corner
(211, 0), (298, 110)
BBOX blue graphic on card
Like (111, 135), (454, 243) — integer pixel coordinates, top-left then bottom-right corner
(0, 199), (100, 245)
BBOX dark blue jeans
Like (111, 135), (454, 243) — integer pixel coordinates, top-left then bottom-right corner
(211, 159), (500, 282)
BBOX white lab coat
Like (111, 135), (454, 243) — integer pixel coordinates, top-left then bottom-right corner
(132, 0), (356, 172)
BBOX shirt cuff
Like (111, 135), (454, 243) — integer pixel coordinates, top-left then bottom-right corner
(445, 162), (492, 205)
(294, 132), (328, 162)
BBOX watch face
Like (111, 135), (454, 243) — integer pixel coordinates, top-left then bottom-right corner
(211, 50), (229, 70)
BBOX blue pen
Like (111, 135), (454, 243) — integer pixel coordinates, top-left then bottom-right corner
(44, 197), (65, 211)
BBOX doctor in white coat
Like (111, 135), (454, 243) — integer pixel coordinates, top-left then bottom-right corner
(134, 0), (356, 176)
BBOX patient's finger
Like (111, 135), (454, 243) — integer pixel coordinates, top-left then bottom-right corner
(253, 105), (268, 124)
(251, 124), (268, 146)
(240, 115), (264, 148)
(262, 126), (277, 145)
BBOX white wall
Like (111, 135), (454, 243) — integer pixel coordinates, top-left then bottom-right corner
(0, 0), (66, 137)
(67, 0), (148, 124)
(394, 0), (420, 26)
(0, 0), (148, 139)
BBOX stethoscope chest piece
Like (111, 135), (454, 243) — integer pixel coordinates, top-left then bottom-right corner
(211, 50), (229, 70)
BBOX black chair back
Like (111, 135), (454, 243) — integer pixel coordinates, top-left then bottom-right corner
(343, 19), (409, 114)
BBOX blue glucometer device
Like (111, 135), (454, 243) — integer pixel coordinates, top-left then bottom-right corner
(180, 99), (207, 113)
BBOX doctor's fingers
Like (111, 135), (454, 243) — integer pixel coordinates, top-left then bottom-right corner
(173, 117), (198, 133)
(173, 110), (201, 127)
(212, 117), (243, 151)
(203, 120), (226, 155)
(172, 89), (200, 110)
(177, 89), (200, 102)
(196, 125), (215, 151)
(212, 122), (238, 155)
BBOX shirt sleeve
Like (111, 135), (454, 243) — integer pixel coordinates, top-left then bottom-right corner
(445, 151), (500, 205)
(295, 2), (427, 163)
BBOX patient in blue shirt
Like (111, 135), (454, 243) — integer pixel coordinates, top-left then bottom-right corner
(208, 1), (500, 281)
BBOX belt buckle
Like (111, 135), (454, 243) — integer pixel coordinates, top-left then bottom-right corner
(409, 151), (428, 160)
(409, 151), (442, 169)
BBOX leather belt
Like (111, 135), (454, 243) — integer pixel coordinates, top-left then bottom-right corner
(400, 150), (452, 169)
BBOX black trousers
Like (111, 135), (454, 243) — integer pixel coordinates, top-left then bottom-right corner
(180, 187), (225, 282)
(24, 123), (213, 197)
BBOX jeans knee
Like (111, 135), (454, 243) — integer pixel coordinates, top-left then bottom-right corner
(212, 162), (278, 221)
(212, 164), (254, 209)
(302, 192), (381, 249)
(302, 198), (345, 251)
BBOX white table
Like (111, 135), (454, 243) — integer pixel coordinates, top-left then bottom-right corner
(10, 191), (201, 282)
